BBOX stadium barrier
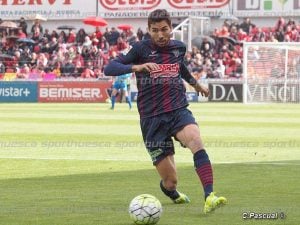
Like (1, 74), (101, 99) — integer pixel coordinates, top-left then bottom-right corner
(0, 81), (38, 103)
(1, 78), (299, 103)
(0, 80), (112, 103)
(208, 79), (243, 102)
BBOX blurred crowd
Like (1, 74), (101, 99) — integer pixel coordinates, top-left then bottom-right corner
(0, 16), (299, 81)
(188, 17), (300, 80)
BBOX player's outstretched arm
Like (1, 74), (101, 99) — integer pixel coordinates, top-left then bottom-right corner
(180, 64), (209, 97)
(104, 45), (139, 76)
(104, 59), (133, 76)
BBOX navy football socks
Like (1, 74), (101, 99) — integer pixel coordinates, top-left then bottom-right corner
(194, 149), (213, 199)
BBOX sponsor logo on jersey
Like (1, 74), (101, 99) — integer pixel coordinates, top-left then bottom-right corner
(150, 63), (180, 78)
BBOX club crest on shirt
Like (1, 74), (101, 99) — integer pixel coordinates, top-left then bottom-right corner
(172, 50), (180, 58)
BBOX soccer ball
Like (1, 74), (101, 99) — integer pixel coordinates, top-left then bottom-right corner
(129, 194), (163, 225)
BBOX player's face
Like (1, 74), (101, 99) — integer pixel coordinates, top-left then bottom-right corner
(149, 21), (172, 47)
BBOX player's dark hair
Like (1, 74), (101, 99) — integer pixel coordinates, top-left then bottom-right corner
(148, 9), (171, 28)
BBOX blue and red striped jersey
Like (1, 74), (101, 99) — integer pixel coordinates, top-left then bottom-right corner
(104, 39), (194, 118)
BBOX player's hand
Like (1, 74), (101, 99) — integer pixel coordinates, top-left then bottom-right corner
(195, 83), (209, 97)
(132, 63), (160, 73)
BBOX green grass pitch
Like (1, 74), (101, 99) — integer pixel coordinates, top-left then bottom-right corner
(0, 103), (299, 225)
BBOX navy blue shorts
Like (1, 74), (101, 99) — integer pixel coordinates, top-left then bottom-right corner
(140, 107), (197, 165)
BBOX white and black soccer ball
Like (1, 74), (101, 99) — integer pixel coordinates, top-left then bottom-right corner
(129, 194), (163, 225)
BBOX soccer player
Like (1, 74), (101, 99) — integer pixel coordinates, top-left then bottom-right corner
(110, 73), (132, 110)
(104, 9), (227, 213)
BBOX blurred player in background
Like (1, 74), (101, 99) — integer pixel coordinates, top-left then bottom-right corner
(110, 73), (132, 110)
(104, 9), (227, 213)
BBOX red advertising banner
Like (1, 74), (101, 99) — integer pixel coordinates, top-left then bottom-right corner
(38, 81), (112, 103)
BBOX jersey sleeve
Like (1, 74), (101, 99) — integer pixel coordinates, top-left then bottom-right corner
(104, 45), (139, 76)
(180, 63), (197, 85)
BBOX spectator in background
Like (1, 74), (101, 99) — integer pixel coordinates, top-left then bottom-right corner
(200, 38), (213, 60)
(73, 49), (84, 67)
(52, 61), (62, 78)
(269, 34), (278, 42)
(252, 27), (266, 42)
(237, 28), (248, 41)
(229, 25), (238, 40)
(43, 29), (51, 41)
(95, 27), (103, 42)
(191, 46), (200, 58)
(14, 50), (22, 68)
(17, 28), (26, 38)
(36, 53), (48, 68)
(73, 60), (84, 77)
(215, 59), (226, 78)
(76, 28), (87, 45)
(239, 17), (254, 34)
(137, 28), (144, 41)
(28, 52), (37, 68)
(143, 28), (151, 40)
(108, 27), (120, 46)
(18, 17), (28, 36)
(81, 45), (91, 62)
(275, 17), (285, 31)
(62, 58), (75, 77)
(67, 30), (76, 43)
(192, 67), (206, 81)
(116, 36), (127, 51)
(32, 26), (42, 41)
(39, 37), (49, 53)
(80, 61), (95, 78)
(59, 30), (67, 43)
(232, 58), (243, 78)
(0, 61), (5, 74)
(83, 36), (92, 47)
(274, 27), (285, 42)
(31, 19), (43, 34)
(16, 64), (30, 79)
(48, 37), (58, 54)
(51, 30), (59, 39)
(219, 25), (229, 36)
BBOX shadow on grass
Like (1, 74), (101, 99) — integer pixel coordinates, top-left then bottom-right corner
(0, 161), (299, 225)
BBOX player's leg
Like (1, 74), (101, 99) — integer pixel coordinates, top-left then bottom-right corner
(140, 113), (189, 204)
(122, 88), (132, 109)
(110, 88), (118, 109)
(155, 154), (190, 204)
(172, 108), (227, 213)
(175, 124), (212, 196)
(175, 124), (227, 213)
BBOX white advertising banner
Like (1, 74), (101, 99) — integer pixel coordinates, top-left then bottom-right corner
(0, 0), (299, 20)
(98, 0), (230, 18)
(233, 0), (300, 17)
(0, 0), (230, 20)
(0, 0), (95, 20)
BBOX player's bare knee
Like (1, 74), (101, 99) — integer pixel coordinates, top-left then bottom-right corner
(186, 136), (203, 152)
